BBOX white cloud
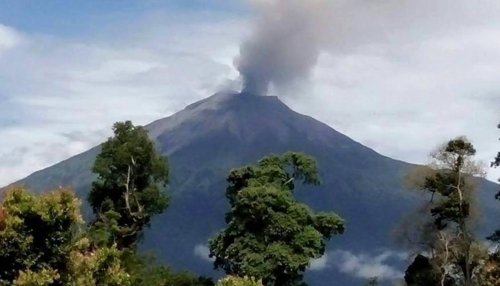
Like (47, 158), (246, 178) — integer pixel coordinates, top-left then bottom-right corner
(193, 244), (214, 262)
(0, 24), (22, 54)
(309, 254), (329, 271)
(329, 250), (405, 281)
(482, 240), (499, 254)
(0, 13), (245, 186)
(308, 249), (408, 280)
(282, 19), (500, 182)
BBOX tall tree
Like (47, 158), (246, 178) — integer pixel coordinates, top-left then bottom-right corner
(396, 137), (486, 286)
(0, 187), (131, 286)
(482, 122), (500, 285)
(88, 120), (170, 249)
(489, 123), (500, 241)
(493, 123), (500, 172)
(209, 152), (345, 286)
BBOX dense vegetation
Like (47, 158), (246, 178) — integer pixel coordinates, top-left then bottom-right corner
(0, 120), (499, 286)
(209, 152), (345, 286)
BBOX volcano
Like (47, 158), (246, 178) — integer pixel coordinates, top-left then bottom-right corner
(9, 91), (500, 285)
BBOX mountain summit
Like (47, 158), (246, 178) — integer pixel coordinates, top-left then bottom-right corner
(148, 91), (358, 154)
(9, 92), (500, 285)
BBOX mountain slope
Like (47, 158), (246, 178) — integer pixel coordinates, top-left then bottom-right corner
(9, 91), (500, 285)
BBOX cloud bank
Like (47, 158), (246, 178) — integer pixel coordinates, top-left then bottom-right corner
(308, 249), (407, 281)
(0, 12), (243, 186)
(309, 254), (329, 271)
(193, 244), (215, 262)
(329, 250), (406, 281)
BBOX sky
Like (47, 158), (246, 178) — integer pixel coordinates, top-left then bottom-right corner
(0, 0), (499, 188)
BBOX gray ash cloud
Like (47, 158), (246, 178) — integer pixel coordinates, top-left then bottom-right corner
(235, 0), (321, 95)
(234, 0), (498, 95)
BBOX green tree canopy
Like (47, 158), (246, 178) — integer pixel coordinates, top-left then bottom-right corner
(216, 276), (263, 286)
(88, 120), (170, 249)
(125, 252), (214, 286)
(209, 152), (345, 286)
(365, 277), (378, 286)
(0, 187), (130, 286)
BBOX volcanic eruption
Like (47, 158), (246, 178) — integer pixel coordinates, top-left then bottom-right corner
(8, 1), (500, 285)
(235, 0), (327, 95)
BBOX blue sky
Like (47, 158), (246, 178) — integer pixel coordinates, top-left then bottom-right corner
(0, 0), (499, 189)
(0, 0), (245, 36)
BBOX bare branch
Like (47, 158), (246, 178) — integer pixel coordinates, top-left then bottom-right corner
(283, 177), (294, 187)
(123, 155), (144, 222)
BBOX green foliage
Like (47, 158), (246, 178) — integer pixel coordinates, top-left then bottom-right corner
(0, 187), (82, 283)
(216, 276), (263, 286)
(493, 123), (500, 172)
(88, 120), (170, 249)
(209, 152), (345, 286)
(123, 252), (214, 286)
(133, 265), (213, 286)
(422, 138), (477, 230)
(83, 120), (212, 286)
(487, 124), (500, 241)
(481, 251), (500, 286)
(401, 137), (486, 286)
(404, 255), (446, 286)
(65, 239), (131, 286)
(13, 268), (59, 286)
(0, 187), (131, 286)
(365, 277), (378, 286)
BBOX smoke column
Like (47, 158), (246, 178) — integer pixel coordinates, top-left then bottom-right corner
(235, 0), (498, 95)
(236, 0), (324, 95)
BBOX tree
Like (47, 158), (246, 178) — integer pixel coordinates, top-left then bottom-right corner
(208, 152), (345, 286)
(0, 186), (82, 284)
(86, 120), (214, 285)
(126, 252), (214, 286)
(479, 251), (500, 286)
(64, 238), (131, 286)
(404, 254), (449, 286)
(216, 276), (263, 286)
(88, 120), (170, 249)
(0, 187), (131, 286)
(396, 137), (487, 286)
(365, 277), (378, 286)
(481, 122), (500, 285)
(132, 265), (213, 286)
(493, 123), (500, 174)
(488, 123), (500, 242)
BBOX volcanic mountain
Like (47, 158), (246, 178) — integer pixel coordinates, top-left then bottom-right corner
(9, 91), (500, 285)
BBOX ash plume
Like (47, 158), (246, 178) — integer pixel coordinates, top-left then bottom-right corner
(236, 0), (324, 95)
(235, 0), (499, 95)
